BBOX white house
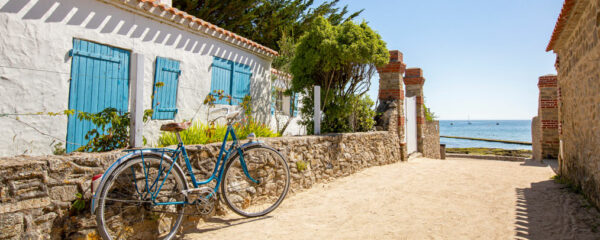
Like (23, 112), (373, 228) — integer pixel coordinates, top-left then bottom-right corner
(0, 0), (304, 156)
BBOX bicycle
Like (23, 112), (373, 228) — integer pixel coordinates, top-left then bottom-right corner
(90, 108), (291, 240)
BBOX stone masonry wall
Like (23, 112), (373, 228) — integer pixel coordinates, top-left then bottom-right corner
(0, 131), (401, 239)
(422, 121), (441, 159)
(552, 0), (600, 208)
(531, 116), (542, 161)
(537, 75), (559, 159)
(376, 50), (407, 161)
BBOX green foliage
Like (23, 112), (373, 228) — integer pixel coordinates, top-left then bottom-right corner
(552, 175), (583, 194)
(291, 17), (387, 134)
(203, 89), (232, 107)
(350, 95), (376, 132)
(445, 148), (532, 158)
(76, 108), (153, 152)
(52, 142), (66, 155)
(240, 95), (253, 119)
(71, 192), (85, 212)
(272, 30), (296, 72)
(299, 92), (376, 134)
(423, 103), (438, 122)
(172, 0), (363, 51)
(296, 160), (307, 172)
(158, 119), (278, 146)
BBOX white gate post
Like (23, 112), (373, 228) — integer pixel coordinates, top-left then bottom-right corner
(314, 85), (321, 135)
(129, 53), (144, 147)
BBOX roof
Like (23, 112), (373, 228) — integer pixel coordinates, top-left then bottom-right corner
(546, 0), (576, 52)
(105, 0), (278, 57)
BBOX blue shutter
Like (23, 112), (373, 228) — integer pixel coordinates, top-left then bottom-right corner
(292, 93), (299, 117)
(210, 57), (251, 105)
(271, 86), (276, 115)
(152, 57), (180, 120)
(210, 57), (233, 105)
(67, 39), (130, 153)
(232, 62), (251, 105)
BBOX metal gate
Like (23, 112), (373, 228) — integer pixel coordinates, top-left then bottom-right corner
(405, 96), (417, 154)
(66, 39), (130, 152)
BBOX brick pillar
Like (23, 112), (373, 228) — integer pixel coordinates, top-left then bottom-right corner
(404, 68), (426, 153)
(538, 75), (559, 159)
(376, 50), (407, 161)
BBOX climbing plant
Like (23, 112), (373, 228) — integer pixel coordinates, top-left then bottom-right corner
(76, 108), (154, 152)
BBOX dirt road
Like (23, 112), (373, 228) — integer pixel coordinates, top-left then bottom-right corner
(185, 158), (600, 239)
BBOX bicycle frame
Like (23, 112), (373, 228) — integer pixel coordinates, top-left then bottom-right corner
(135, 124), (259, 206)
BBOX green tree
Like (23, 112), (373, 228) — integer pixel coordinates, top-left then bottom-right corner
(290, 17), (388, 133)
(172, 0), (363, 51)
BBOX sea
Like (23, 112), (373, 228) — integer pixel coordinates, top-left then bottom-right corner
(439, 120), (531, 150)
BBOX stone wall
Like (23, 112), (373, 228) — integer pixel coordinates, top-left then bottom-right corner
(548, 0), (600, 208)
(537, 75), (559, 159)
(531, 116), (542, 160)
(422, 121), (441, 159)
(0, 131), (401, 239)
(376, 50), (407, 161)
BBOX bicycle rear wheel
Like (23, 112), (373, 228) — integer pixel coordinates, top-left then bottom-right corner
(96, 155), (187, 240)
(221, 145), (290, 217)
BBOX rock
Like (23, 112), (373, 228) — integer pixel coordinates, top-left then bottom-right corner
(0, 212), (23, 239)
(49, 185), (79, 202)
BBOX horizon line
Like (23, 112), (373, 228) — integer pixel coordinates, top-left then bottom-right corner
(438, 119), (532, 121)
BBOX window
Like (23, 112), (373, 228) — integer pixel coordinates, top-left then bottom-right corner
(289, 92), (298, 117)
(152, 57), (181, 120)
(271, 89), (298, 117)
(276, 90), (284, 112)
(210, 57), (251, 105)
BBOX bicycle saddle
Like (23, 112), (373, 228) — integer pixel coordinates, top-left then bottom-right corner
(160, 121), (191, 132)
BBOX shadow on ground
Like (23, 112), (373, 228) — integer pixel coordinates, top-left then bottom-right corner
(183, 215), (272, 236)
(515, 180), (600, 239)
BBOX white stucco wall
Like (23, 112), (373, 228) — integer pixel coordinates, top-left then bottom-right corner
(0, 0), (273, 156)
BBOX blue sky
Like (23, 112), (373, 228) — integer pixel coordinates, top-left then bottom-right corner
(320, 0), (563, 120)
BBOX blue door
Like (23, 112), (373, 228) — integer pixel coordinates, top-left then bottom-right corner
(66, 39), (130, 152)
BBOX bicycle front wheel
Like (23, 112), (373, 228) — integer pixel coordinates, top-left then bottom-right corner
(221, 145), (290, 217)
(96, 155), (187, 240)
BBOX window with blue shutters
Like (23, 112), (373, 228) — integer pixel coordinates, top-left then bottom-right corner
(152, 57), (181, 120)
(210, 57), (251, 105)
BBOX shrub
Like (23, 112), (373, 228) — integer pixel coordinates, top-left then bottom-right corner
(300, 93), (376, 134)
(158, 119), (278, 146)
(290, 16), (388, 134)
(77, 108), (153, 152)
(350, 95), (376, 132)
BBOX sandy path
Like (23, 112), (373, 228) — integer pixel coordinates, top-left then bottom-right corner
(184, 158), (600, 240)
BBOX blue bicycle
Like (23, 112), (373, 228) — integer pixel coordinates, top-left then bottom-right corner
(91, 108), (290, 240)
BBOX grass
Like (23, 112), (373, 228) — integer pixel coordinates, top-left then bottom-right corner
(158, 119), (279, 147)
(551, 174), (600, 232)
(445, 147), (532, 158)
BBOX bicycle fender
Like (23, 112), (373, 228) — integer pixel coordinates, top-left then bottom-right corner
(90, 150), (186, 214)
(239, 141), (267, 150)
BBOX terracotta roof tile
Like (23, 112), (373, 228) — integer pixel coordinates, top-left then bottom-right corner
(113, 0), (278, 57)
(546, 0), (576, 52)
